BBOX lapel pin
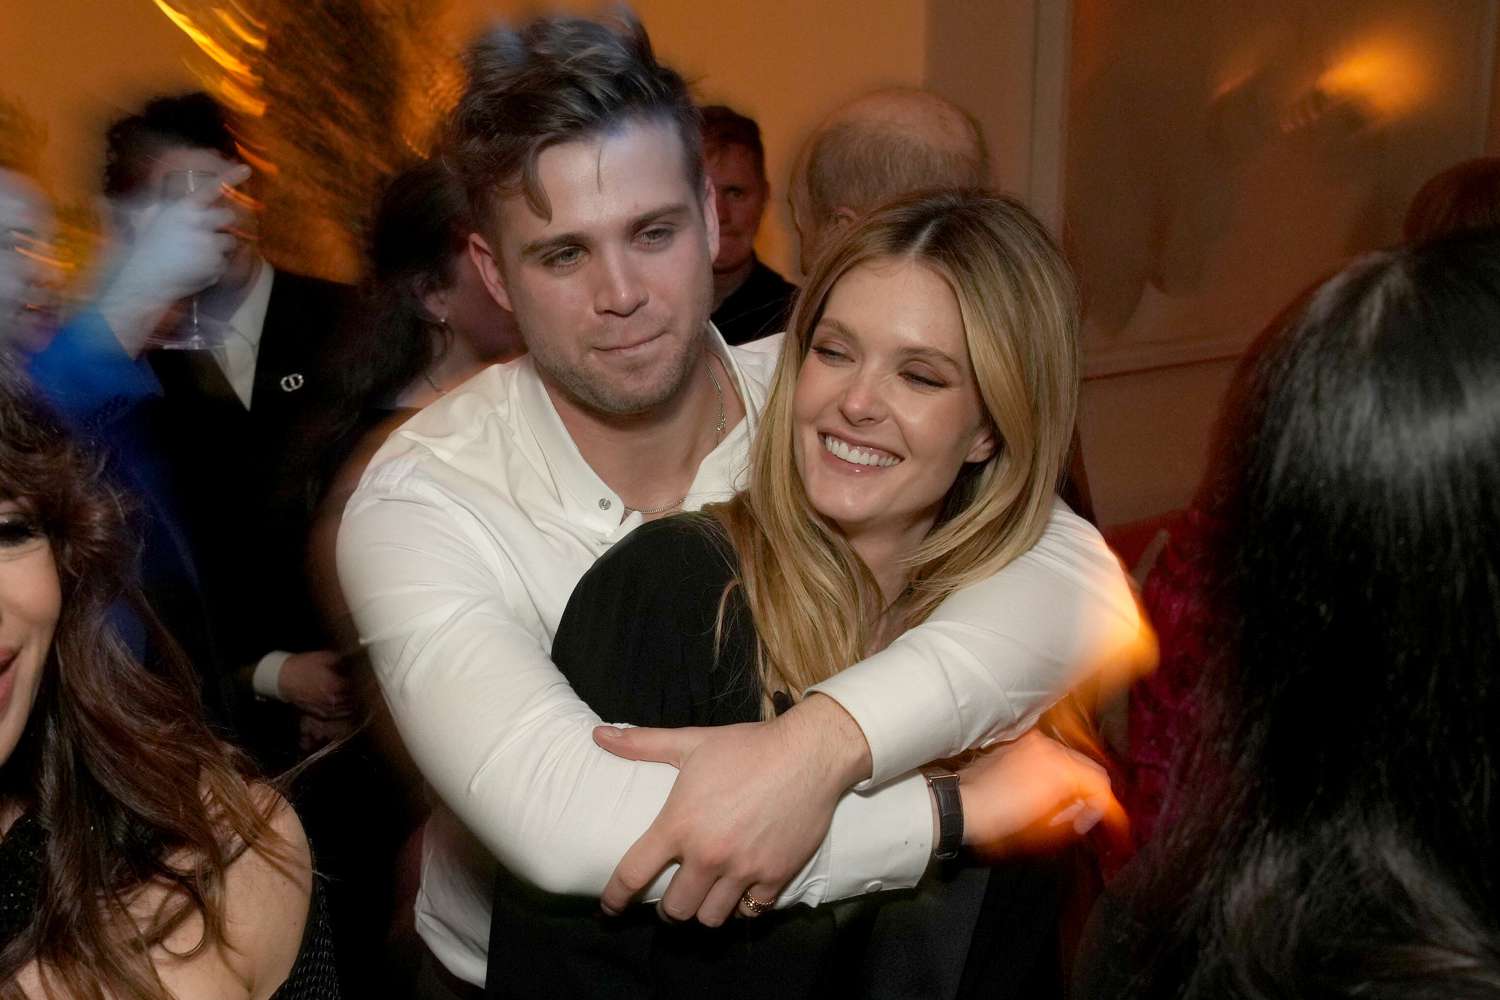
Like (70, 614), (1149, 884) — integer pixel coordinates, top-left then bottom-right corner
(279, 373), (305, 392)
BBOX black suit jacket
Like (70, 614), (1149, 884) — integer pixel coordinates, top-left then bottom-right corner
(146, 268), (354, 690)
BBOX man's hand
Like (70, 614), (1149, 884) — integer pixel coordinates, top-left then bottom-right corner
(593, 693), (872, 926)
(97, 164), (251, 353)
(956, 729), (1127, 858)
(277, 649), (356, 721)
(298, 711), (358, 753)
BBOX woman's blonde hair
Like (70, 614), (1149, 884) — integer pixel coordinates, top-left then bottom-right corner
(707, 189), (1079, 714)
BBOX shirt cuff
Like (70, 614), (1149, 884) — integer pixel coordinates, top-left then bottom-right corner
(776, 770), (932, 908)
(806, 640), (965, 788)
(251, 650), (292, 700)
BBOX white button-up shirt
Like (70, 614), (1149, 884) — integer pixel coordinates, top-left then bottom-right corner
(337, 329), (1147, 986)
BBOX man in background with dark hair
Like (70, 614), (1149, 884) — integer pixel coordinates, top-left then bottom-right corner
(701, 104), (796, 345)
(32, 91), (355, 749)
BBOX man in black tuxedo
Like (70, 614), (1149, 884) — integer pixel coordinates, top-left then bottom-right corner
(39, 93), (355, 753)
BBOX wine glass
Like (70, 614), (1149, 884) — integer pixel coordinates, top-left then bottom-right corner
(142, 169), (227, 351)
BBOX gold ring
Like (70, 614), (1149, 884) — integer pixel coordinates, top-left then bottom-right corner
(739, 891), (774, 916)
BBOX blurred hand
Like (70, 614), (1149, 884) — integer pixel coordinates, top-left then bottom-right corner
(956, 729), (1127, 859)
(298, 711), (358, 753)
(98, 163), (251, 351)
(593, 693), (871, 927)
(277, 649), (355, 720)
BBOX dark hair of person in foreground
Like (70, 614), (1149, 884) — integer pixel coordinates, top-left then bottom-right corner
(0, 366), (311, 999)
(1087, 232), (1500, 998)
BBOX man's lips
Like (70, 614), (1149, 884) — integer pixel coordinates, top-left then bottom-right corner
(596, 330), (667, 353)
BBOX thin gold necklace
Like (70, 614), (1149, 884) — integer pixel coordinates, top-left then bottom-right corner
(623, 358), (727, 516)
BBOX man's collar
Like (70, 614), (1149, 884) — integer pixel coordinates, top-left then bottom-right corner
(226, 257), (274, 349)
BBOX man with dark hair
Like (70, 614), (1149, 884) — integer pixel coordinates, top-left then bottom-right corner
(32, 91), (355, 743)
(339, 13), (1143, 997)
(701, 104), (796, 345)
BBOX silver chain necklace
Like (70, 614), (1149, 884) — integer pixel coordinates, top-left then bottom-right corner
(623, 359), (727, 516)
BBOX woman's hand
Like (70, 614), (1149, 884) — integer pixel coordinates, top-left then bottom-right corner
(956, 729), (1127, 858)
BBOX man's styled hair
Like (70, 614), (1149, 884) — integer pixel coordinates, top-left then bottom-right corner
(700, 104), (765, 180)
(447, 10), (704, 232)
(803, 107), (987, 222)
(102, 92), (238, 199)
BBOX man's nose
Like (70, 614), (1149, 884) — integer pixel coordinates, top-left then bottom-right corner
(594, 248), (648, 316)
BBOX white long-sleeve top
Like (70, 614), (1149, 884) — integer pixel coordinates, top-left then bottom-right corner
(337, 329), (1148, 986)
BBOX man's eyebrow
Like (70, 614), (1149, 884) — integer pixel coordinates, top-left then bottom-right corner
(518, 203), (694, 260)
(631, 202), (693, 227)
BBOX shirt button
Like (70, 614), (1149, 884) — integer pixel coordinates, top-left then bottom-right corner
(598, 498), (611, 510)
(863, 880), (883, 893)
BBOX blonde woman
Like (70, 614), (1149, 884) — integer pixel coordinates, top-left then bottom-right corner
(485, 190), (1110, 999)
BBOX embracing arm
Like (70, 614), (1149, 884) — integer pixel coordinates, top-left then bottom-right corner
(807, 499), (1153, 786)
(335, 471), (933, 904)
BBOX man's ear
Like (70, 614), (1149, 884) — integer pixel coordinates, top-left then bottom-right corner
(966, 424), (999, 464)
(702, 174), (721, 262)
(469, 232), (512, 312)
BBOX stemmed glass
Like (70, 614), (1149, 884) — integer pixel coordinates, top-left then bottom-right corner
(142, 169), (226, 351)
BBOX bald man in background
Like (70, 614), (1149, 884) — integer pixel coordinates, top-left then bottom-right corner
(790, 87), (1096, 524)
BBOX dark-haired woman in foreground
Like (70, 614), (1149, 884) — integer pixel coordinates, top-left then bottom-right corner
(0, 371), (339, 999)
(1077, 232), (1500, 998)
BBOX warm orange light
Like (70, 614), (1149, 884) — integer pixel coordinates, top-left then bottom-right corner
(1317, 40), (1426, 120)
(213, 5), (267, 51)
(152, 0), (256, 80)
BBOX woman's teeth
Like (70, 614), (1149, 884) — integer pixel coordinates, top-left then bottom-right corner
(821, 434), (900, 468)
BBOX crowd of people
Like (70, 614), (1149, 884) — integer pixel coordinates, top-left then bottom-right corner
(0, 8), (1496, 1000)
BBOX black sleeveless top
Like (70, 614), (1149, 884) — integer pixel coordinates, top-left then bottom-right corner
(0, 811), (342, 998)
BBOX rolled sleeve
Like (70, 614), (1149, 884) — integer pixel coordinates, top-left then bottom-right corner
(809, 501), (1152, 787)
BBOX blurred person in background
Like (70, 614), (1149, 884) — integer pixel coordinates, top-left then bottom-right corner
(0, 163), (57, 356)
(303, 156), (523, 664)
(788, 88), (987, 274)
(0, 363), (338, 999)
(29, 92), (356, 761)
(701, 105), (796, 345)
(1076, 231), (1500, 999)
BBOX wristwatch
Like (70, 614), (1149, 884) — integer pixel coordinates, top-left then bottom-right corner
(924, 768), (964, 861)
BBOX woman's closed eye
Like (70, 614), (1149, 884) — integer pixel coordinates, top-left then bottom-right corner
(901, 368), (948, 389)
